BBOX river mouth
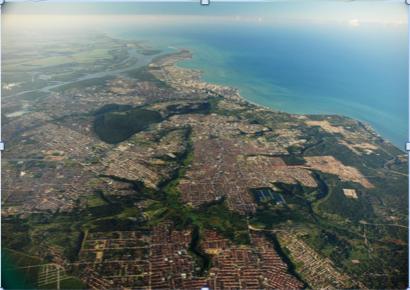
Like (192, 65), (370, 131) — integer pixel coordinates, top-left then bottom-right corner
(3, 45), (173, 101)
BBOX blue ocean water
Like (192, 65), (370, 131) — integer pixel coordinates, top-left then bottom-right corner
(102, 3), (407, 148)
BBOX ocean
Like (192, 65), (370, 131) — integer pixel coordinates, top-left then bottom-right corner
(100, 2), (408, 148)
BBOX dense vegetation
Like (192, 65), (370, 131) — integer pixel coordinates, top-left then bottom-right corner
(94, 107), (162, 143)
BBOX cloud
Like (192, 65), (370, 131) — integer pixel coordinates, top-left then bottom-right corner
(348, 19), (360, 27)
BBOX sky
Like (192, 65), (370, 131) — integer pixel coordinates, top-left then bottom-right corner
(3, 1), (407, 30)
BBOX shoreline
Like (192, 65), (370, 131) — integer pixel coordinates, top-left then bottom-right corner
(151, 48), (400, 151)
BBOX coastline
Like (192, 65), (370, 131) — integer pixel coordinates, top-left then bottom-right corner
(154, 48), (399, 151)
